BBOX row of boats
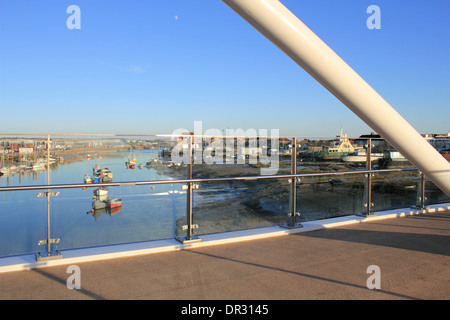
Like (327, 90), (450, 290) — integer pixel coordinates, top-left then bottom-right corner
(126, 156), (168, 169)
(300, 130), (407, 163)
(82, 165), (122, 213)
(84, 155), (168, 217)
(87, 154), (179, 220)
(84, 166), (113, 184)
(84, 155), (164, 217)
(0, 157), (60, 176)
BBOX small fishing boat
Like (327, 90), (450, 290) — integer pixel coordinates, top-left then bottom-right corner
(109, 198), (122, 209)
(312, 128), (363, 160)
(102, 169), (113, 182)
(92, 199), (108, 210)
(341, 149), (384, 163)
(125, 160), (135, 169)
(32, 162), (46, 171)
(92, 197), (121, 210)
(93, 187), (108, 197)
(93, 167), (113, 182)
(84, 174), (92, 183)
(20, 164), (32, 171)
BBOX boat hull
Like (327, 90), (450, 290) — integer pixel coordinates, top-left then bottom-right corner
(92, 200), (108, 210)
(109, 198), (122, 209)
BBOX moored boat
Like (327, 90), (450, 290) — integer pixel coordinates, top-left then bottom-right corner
(92, 197), (122, 210)
(32, 163), (46, 170)
(108, 198), (122, 209)
(93, 187), (108, 197)
(93, 167), (113, 182)
(92, 199), (108, 210)
(389, 151), (407, 161)
(84, 174), (92, 183)
(310, 128), (363, 160)
(125, 160), (135, 169)
(341, 149), (384, 163)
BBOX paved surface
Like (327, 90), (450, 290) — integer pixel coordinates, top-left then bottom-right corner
(1, 211), (449, 300)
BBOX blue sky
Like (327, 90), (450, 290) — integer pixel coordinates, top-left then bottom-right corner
(0, 0), (449, 137)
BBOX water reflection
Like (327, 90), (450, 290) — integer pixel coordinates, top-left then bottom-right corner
(89, 206), (123, 222)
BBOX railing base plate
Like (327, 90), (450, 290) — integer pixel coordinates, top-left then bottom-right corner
(36, 251), (63, 262)
(356, 213), (377, 218)
(410, 205), (429, 210)
(176, 236), (202, 244)
(280, 222), (303, 229)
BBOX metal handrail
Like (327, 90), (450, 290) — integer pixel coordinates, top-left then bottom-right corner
(0, 132), (388, 140)
(0, 167), (418, 192)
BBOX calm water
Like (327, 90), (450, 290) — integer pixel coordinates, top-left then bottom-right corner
(0, 150), (187, 257)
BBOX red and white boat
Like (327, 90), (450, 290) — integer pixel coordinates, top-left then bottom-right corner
(125, 160), (135, 169)
(108, 198), (122, 209)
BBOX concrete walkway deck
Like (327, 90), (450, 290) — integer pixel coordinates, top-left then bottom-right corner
(1, 207), (449, 301)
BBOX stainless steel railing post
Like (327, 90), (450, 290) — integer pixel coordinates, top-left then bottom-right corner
(281, 137), (302, 229)
(177, 135), (201, 243)
(412, 171), (428, 210)
(358, 138), (375, 217)
(36, 135), (62, 261)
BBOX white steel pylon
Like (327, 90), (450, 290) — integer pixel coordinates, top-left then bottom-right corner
(222, 0), (450, 197)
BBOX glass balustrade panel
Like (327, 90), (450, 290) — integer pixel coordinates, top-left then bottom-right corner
(50, 183), (186, 252)
(296, 172), (366, 220)
(424, 179), (450, 206)
(192, 178), (290, 235)
(0, 188), (47, 257)
(370, 170), (419, 212)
